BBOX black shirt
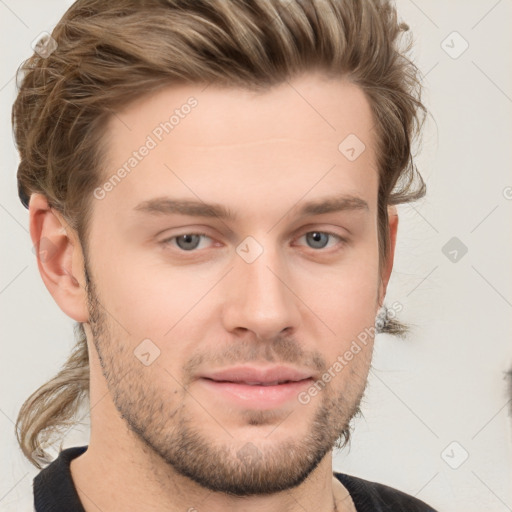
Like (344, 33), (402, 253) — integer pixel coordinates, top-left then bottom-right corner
(33, 446), (439, 511)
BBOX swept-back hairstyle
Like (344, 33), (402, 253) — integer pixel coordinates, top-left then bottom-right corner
(12, 0), (427, 468)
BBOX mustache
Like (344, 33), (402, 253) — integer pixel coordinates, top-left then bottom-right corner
(182, 336), (327, 378)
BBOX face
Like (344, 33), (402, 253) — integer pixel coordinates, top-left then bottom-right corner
(84, 72), (385, 496)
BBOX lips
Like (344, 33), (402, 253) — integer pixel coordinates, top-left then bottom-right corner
(199, 365), (313, 386)
(197, 366), (314, 408)
(237, 380), (292, 386)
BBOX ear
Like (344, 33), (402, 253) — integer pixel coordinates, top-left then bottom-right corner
(29, 193), (89, 322)
(378, 205), (399, 306)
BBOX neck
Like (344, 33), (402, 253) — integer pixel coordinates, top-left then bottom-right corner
(70, 439), (354, 512)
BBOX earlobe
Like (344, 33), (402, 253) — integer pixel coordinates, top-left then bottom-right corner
(387, 205), (399, 269)
(378, 205), (399, 306)
(29, 193), (89, 323)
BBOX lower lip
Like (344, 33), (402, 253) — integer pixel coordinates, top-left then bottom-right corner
(198, 378), (313, 408)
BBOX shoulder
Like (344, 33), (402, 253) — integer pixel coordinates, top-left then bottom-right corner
(333, 472), (439, 512)
(33, 446), (88, 512)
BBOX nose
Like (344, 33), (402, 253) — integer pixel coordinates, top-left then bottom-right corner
(221, 241), (301, 340)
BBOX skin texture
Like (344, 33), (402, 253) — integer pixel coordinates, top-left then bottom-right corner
(30, 71), (398, 512)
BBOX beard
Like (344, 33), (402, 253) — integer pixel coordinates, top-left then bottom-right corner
(84, 261), (370, 497)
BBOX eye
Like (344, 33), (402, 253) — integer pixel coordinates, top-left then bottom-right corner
(162, 233), (213, 252)
(296, 231), (345, 250)
(160, 230), (346, 254)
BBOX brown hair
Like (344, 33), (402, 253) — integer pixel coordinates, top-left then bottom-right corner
(12, 0), (426, 468)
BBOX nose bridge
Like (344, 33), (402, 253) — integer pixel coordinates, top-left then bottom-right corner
(223, 234), (300, 336)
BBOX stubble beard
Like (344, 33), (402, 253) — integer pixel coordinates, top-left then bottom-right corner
(84, 262), (369, 497)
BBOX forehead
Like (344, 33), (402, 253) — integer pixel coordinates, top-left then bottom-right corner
(96, 72), (379, 224)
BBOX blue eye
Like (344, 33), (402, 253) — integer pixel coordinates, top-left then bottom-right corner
(163, 233), (211, 251)
(161, 230), (344, 253)
(298, 231), (344, 250)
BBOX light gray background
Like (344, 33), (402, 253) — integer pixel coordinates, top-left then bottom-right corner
(1, 1), (511, 511)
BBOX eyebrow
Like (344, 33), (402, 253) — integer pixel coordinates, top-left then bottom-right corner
(134, 194), (369, 221)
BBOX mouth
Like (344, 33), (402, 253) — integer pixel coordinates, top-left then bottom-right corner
(197, 366), (314, 408)
(200, 364), (314, 384)
(204, 378), (305, 386)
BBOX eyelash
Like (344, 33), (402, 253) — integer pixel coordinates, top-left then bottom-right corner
(160, 230), (347, 254)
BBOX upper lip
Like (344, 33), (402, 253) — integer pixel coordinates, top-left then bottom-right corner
(199, 365), (314, 385)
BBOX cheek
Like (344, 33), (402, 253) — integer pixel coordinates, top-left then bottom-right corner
(120, 274), (203, 340)
(292, 248), (380, 385)
(90, 241), (207, 343)
(298, 240), (380, 329)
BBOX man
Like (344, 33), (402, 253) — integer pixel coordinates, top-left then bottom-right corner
(12, 0), (438, 510)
